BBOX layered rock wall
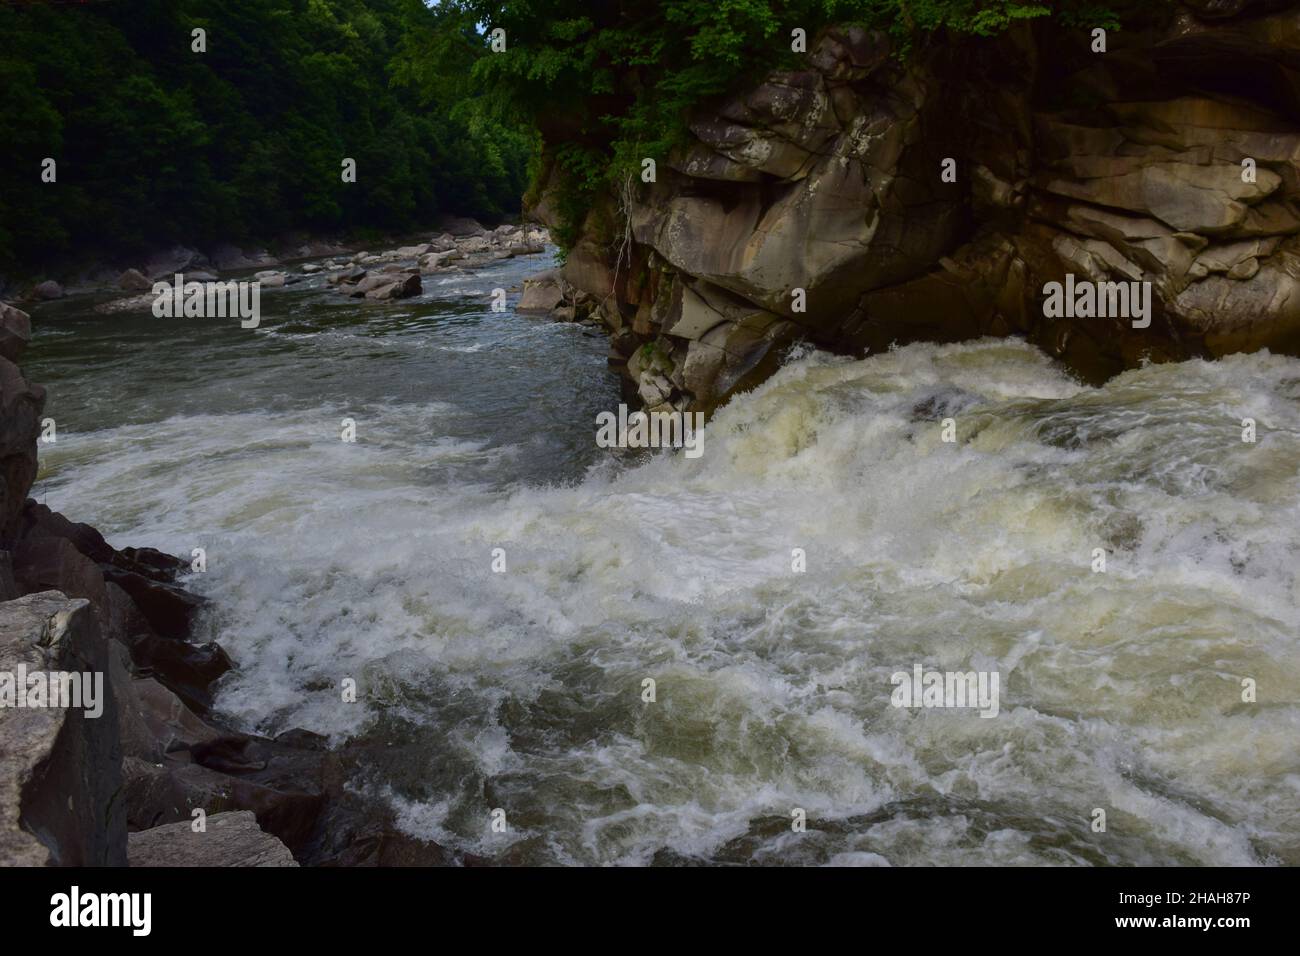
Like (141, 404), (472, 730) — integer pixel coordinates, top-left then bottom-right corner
(534, 1), (1300, 410)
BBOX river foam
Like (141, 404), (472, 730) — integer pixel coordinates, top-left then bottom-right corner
(33, 326), (1300, 865)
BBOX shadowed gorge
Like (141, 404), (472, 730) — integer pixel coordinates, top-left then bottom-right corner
(1, 0), (1298, 891)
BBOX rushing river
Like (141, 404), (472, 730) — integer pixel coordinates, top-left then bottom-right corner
(25, 251), (1300, 866)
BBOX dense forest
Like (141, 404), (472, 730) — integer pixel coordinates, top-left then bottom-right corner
(0, 0), (534, 275)
(2, 0), (1132, 275)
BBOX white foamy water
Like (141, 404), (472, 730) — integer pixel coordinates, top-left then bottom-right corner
(28, 276), (1300, 865)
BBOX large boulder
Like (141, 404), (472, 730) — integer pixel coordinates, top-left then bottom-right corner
(117, 269), (152, 292)
(13, 537), (110, 626)
(15, 502), (115, 564)
(114, 652), (222, 764)
(128, 810), (298, 867)
(0, 592), (126, 866)
(435, 215), (489, 238)
(518, 269), (565, 314)
(0, 303), (31, 362)
(13, 501), (208, 641)
(99, 566), (207, 640)
(363, 273), (422, 300)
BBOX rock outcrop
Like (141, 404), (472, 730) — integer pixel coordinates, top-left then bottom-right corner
(0, 305), (43, 545)
(0, 592), (125, 866)
(127, 810), (298, 867)
(532, 1), (1300, 411)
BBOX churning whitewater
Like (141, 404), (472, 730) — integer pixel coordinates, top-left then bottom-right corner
(28, 270), (1300, 866)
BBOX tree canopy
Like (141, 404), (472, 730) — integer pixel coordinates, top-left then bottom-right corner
(0, 0), (534, 275)
(2, 1), (1143, 273)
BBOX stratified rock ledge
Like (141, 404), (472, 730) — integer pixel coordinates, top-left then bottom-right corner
(128, 811), (298, 867)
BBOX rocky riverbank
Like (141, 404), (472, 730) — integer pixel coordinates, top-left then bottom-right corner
(0, 219), (550, 867)
(521, 1), (1300, 413)
(4, 215), (547, 309)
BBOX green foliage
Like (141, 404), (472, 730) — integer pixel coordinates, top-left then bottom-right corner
(0, 0), (534, 275)
(451, 0), (1133, 247)
(0, 0), (1146, 272)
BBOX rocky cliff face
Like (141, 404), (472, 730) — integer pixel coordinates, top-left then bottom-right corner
(531, 1), (1300, 412)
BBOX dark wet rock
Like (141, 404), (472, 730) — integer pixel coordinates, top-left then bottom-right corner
(0, 360), (45, 547)
(120, 728), (332, 858)
(17, 501), (116, 565)
(113, 640), (221, 762)
(12, 538), (110, 627)
(27, 507), (187, 565)
(909, 387), (984, 422)
(99, 566), (207, 640)
(304, 792), (453, 867)
(185, 733), (331, 854)
(117, 545), (188, 578)
(120, 756), (237, 832)
(105, 581), (151, 641)
(123, 632), (233, 714)
(0, 551), (16, 601)
(0, 303), (31, 362)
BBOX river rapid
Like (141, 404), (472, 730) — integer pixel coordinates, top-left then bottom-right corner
(26, 251), (1300, 866)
